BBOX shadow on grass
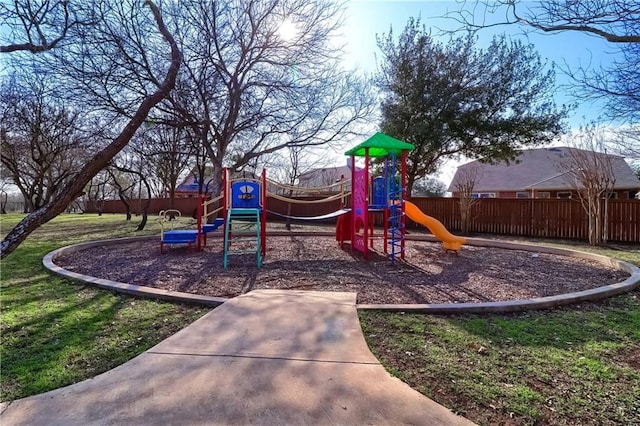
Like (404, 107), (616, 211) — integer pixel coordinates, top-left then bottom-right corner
(448, 291), (640, 350)
(0, 214), (207, 402)
(1, 274), (205, 401)
(359, 292), (640, 425)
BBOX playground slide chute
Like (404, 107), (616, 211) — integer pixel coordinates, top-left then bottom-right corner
(404, 201), (466, 252)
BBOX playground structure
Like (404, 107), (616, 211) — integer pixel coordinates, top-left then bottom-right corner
(159, 171), (268, 267)
(221, 170), (267, 268)
(160, 168), (350, 267)
(159, 209), (224, 254)
(335, 133), (406, 261)
(337, 132), (465, 259)
(159, 132), (466, 265)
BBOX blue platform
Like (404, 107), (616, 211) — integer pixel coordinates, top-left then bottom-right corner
(161, 218), (225, 252)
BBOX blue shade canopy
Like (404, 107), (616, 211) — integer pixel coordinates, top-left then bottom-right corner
(344, 132), (415, 157)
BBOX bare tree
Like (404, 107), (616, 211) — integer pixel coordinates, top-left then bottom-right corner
(0, 179), (11, 214)
(452, 1), (639, 42)
(137, 124), (193, 206)
(84, 171), (112, 216)
(448, 1), (640, 124)
(107, 161), (154, 230)
(452, 164), (483, 234)
(158, 0), (375, 197)
(105, 167), (136, 220)
(560, 127), (617, 245)
(0, 73), (90, 212)
(1, 0), (181, 259)
(0, 0), (93, 53)
(610, 125), (640, 158)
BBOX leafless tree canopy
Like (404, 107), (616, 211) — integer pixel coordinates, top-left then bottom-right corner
(451, 1), (639, 43)
(0, 0), (94, 53)
(448, 1), (640, 124)
(0, 73), (91, 212)
(1, 0), (375, 258)
(610, 125), (640, 158)
(1, 0), (181, 258)
(156, 0), (374, 195)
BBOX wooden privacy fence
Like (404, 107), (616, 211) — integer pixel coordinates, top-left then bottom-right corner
(86, 198), (205, 217)
(84, 196), (344, 220)
(85, 196), (640, 243)
(409, 197), (640, 243)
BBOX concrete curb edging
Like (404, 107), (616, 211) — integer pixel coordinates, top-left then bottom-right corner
(43, 236), (226, 308)
(43, 234), (640, 314)
(361, 234), (640, 313)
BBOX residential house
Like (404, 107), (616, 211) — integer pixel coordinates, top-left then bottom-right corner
(175, 167), (217, 198)
(175, 167), (279, 198)
(448, 147), (640, 199)
(297, 165), (352, 189)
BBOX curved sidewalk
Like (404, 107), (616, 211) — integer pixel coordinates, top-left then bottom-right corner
(0, 290), (473, 426)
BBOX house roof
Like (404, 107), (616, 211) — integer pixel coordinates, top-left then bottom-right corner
(298, 165), (353, 183)
(344, 132), (415, 157)
(448, 147), (640, 192)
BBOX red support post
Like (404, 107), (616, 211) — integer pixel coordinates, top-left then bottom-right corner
(363, 148), (369, 260)
(197, 193), (203, 251)
(339, 174), (345, 209)
(383, 208), (389, 254)
(261, 168), (267, 256)
(401, 150), (407, 260)
(222, 168), (228, 220)
(350, 155), (356, 252)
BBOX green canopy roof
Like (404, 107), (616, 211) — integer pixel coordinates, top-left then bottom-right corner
(344, 132), (415, 157)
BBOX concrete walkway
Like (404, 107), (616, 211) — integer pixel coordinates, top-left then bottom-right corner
(1, 290), (473, 425)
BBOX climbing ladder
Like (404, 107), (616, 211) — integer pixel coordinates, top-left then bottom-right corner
(386, 153), (405, 263)
(223, 208), (262, 268)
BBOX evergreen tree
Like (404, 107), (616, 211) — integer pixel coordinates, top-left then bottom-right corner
(376, 18), (567, 194)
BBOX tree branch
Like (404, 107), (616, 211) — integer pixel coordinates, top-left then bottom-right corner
(1, 0), (182, 258)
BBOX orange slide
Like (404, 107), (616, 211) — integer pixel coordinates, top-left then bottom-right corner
(404, 201), (466, 252)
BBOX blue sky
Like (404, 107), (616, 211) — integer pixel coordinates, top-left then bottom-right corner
(324, 0), (627, 183)
(339, 0), (622, 128)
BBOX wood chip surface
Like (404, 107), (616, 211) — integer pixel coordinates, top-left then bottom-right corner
(55, 236), (630, 304)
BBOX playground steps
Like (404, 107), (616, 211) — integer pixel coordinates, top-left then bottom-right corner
(224, 208), (262, 268)
(386, 153), (405, 263)
(161, 230), (198, 253)
(203, 218), (225, 234)
(161, 218), (225, 253)
(388, 204), (405, 262)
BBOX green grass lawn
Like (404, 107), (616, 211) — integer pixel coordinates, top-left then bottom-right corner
(2, 213), (639, 426)
(0, 213), (207, 402)
(360, 241), (640, 426)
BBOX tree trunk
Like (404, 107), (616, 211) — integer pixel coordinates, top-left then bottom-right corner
(209, 162), (224, 197)
(22, 193), (33, 213)
(458, 196), (476, 235)
(0, 192), (7, 214)
(406, 176), (414, 199)
(136, 199), (150, 231)
(136, 175), (153, 231)
(118, 193), (132, 220)
(124, 200), (132, 221)
(0, 1), (180, 259)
